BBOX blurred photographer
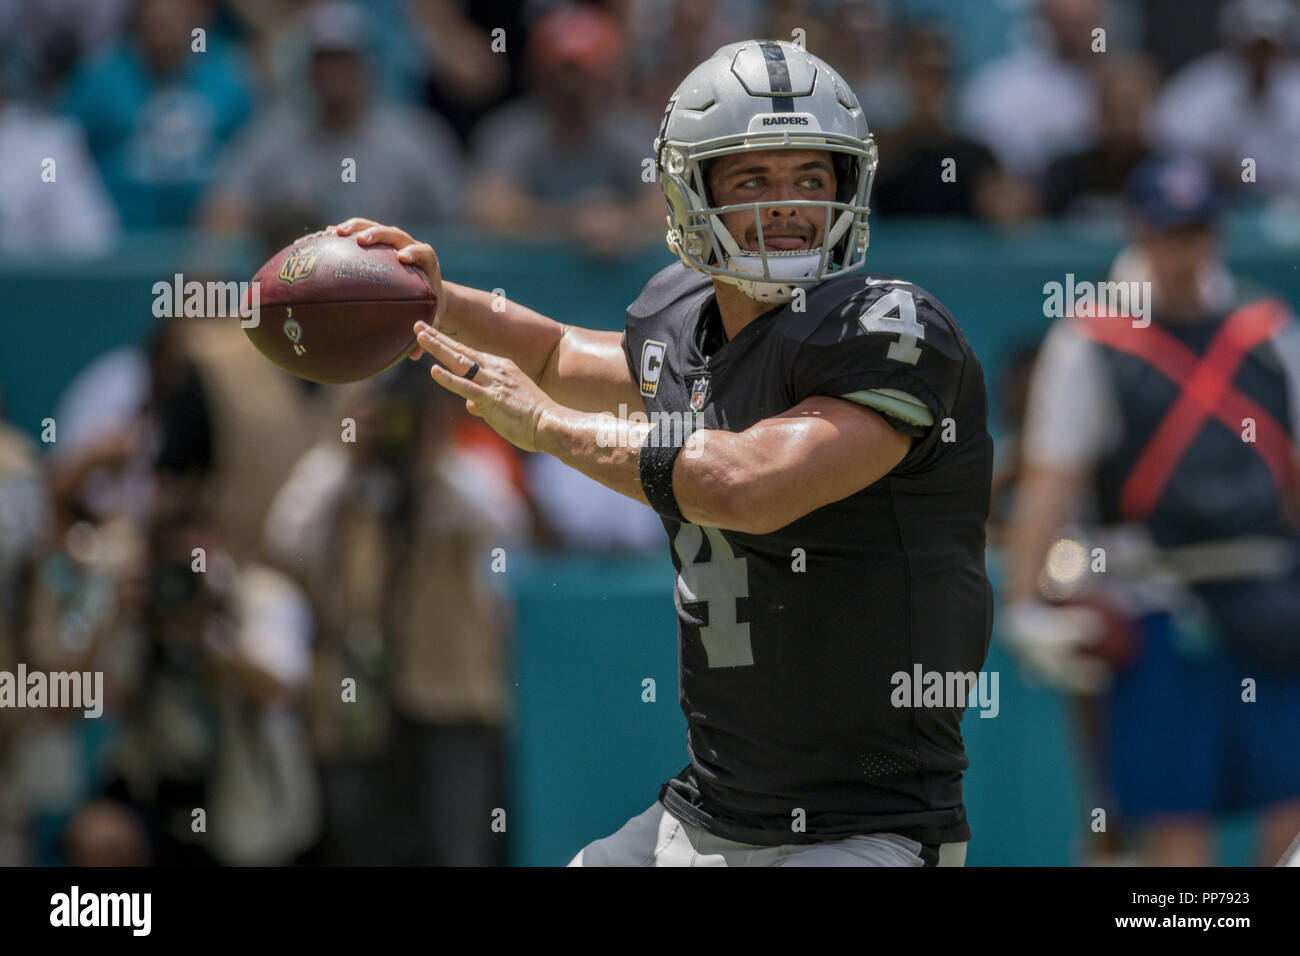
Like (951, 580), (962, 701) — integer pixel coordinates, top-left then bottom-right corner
(266, 361), (525, 865)
(65, 508), (318, 866)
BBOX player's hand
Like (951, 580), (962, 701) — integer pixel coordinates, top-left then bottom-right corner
(1000, 599), (1111, 694)
(335, 217), (445, 359)
(416, 322), (556, 453)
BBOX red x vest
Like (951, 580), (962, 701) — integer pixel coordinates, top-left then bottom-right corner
(1072, 297), (1299, 541)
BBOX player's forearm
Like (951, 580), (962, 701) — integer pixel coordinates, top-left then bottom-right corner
(440, 283), (638, 414)
(439, 281), (565, 384)
(533, 410), (780, 532)
(534, 406), (653, 505)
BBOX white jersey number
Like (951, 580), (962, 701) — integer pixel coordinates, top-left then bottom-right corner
(858, 287), (925, 365)
(673, 523), (753, 668)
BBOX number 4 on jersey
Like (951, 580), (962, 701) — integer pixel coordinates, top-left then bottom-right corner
(673, 523), (754, 668)
(858, 286), (925, 365)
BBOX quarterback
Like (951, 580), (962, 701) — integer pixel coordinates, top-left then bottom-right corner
(336, 40), (993, 866)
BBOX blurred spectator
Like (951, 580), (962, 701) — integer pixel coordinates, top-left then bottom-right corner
(1139, 0), (1226, 79)
(469, 3), (662, 258)
(48, 315), (323, 563)
(225, 0), (430, 105)
(46, 345), (154, 527)
(412, 0), (519, 143)
(1003, 155), (1300, 865)
(63, 799), (150, 866)
(986, 340), (1043, 547)
(961, 0), (1110, 179)
(0, 0), (134, 101)
(265, 363), (525, 865)
(0, 396), (49, 865)
(0, 71), (120, 259)
(162, 315), (327, 563)
(10, 410), (145, 866)
(1042, 56), (1158, 218)
(17, 514), (147, 865)
(19, 307), (322, 865)
(59, 508), (319, 866)
(760, 0), (832, 67)
(986, 335), (1135, 865)
(61, 0), (255, 228)
(1151, 0), (1300, 197)
(872, 23), (1033, 223)
(0, 397), (48, 648)
(526, 453), (665, 552)
(626, 0), (758, 125)
(817, 0), (909, 131)
(202, 0), (463, 246)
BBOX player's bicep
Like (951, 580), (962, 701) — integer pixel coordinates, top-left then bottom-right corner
(540, 326), (644, 413)
(741, 396), (912, 526)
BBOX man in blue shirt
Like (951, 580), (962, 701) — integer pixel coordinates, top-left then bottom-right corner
(62, 0), (253, 228)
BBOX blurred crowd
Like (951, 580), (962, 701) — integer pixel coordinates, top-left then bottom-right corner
(0, 321), (532, 864)
(3, 0), (1300, 260)
(3, 0), (1300, 867)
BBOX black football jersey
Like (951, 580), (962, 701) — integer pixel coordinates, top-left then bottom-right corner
(621, 263), (994, 847)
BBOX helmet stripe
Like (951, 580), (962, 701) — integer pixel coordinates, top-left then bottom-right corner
(758, 41), (795, 112)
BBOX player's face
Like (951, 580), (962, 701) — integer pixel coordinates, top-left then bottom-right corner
(707, 149), (838, 253)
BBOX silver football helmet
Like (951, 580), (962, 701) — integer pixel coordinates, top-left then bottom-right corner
(655, 40), (878, 303)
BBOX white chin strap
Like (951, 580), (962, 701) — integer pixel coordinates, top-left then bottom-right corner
(720, 251), (824, 303)
(708, 207), (855, 304)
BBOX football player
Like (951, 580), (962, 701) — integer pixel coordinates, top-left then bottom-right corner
(336, 39), (993, 866)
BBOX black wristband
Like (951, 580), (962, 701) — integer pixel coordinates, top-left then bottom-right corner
(638, 421), (687, 523)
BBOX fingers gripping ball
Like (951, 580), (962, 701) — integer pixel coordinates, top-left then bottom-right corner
(243, 231), (436, 383)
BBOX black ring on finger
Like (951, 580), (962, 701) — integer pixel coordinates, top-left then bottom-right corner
(464, 362), (480, 381)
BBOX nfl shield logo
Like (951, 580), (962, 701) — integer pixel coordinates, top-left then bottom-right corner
(278, 245), (320, 284)
(690, 377), (710, 412)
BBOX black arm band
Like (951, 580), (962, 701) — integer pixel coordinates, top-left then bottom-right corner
(638, 422), (687, 523)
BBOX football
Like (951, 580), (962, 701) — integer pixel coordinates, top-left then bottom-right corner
(243, 231), (436, 384)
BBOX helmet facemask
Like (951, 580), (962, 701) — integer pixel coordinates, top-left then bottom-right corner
(660, 129), (878, 304)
